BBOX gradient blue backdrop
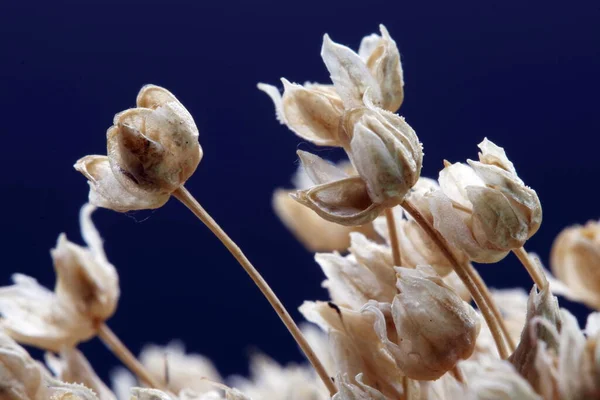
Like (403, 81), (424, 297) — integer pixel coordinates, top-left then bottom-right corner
(1, 0), (598, 384)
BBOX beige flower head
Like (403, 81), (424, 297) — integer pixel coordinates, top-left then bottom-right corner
(550, 220), (600, 309)
(75, 85), (202, 212)
(0, 204), (118, 351)
(430, 138), (542, 263)
(369, 266), (480, 380)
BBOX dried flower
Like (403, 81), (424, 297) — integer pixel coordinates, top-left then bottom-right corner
(300, 301), (406, 398)
(332, 373), (387, 400)
(46, 348), (115, 400)
(429, 138), (542, 263)
(272, 161), (375, 251)
(75, 85), (201, 212)
(48, 381), (100, 400)
(0, 205), (117, 351)
(368, 266), (480, 380)
(550, 220), (600, 309)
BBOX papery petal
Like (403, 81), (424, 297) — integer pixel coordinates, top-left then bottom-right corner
(257, 83), (286, 125)
(297, 151), (349, 185)
(477, 138), (517, 175)
(292, 176), (382, 226)
(136, 84), (180, 109)
(438, 162), (484, 210)
(74, 155), (169, 212)
(321, 34), (382, 109)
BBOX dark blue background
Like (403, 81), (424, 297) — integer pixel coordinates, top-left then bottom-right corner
(1, 0), (598, 383)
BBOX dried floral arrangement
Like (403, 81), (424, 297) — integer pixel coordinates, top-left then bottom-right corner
(1, 25), (599, 400)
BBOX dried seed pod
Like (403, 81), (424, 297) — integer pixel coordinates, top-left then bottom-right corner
(430, 139), (542, 263)
(0, 205), (117, 351)
(76, 85), (201, 212)
(339, 96), (422, 205)
(369, 266), (480, 380)
(550, 220), (600, 309)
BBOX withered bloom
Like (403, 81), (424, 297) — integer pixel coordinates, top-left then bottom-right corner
(0, 205), (118, 351)
(368, 266), (480, 380)
(75, 85), (202, 212)
(429, 138), (542, 263)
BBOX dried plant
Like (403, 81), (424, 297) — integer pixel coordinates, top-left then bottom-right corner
(1, 23), (599, 400)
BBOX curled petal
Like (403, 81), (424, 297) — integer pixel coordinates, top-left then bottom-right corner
(74, 155), (169, 212)
(136, 84), (181, 109)
(477, 138), (517, 175)
(438, 162), (484, 210)
(292, 176), (383, 226)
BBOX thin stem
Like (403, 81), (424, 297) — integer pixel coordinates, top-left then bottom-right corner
(401, 200), (510, 359)
(385, 208), (402, 266)
(513, 247), (548, 290)
(97, 324), (164, 389)
(463, 262), (516, 352)
(173, 186), (337, 396)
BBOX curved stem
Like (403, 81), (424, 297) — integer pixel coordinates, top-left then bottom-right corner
(385, 208), (402, 266)
(173, 186), (336, 396)
(462, 263), (516, 352)
(97, 324), (164, 389)
(401, 200), (510, 359)
(513, 247), (548, 290)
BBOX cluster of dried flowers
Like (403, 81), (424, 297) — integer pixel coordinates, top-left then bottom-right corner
(1, 25), (599, 400)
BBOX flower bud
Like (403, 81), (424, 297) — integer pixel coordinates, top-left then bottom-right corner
(372, 266), (480, 380)
(550, 220), (600, 309)
(430, 139), (542, 263)
(76, 85), (202, 212)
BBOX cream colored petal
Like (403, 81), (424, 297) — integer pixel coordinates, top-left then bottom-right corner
(279, 79), (344, 146)
(365, 25), (404, 112)
(463, 359), (541, 400)
(427, 189), (508, 263)
(296, 151), (348, 185)
(477, 138), (517, 175)
(257, 83), (286, 125)
(348, 232), (395, 284)
(110, 368), (136, 400)
(292, 176), (383, 226)
(47, 379), (100, 400)
(0, 274), (94, 352)
(321, 34), (382, 109)
(46, 348), (115, 400)
(74, 155), (169, 212)
(358, 33), (382, 60)
(332, 373), (387, 400)
(438, 162), (483, 210)
(136, 85), (180, 109)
